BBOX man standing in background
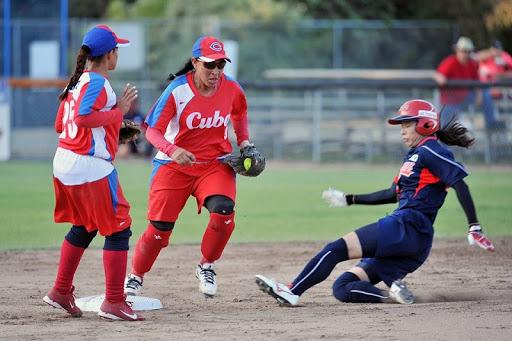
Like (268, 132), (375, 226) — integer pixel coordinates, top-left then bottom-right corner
(433, 37), (501, 130)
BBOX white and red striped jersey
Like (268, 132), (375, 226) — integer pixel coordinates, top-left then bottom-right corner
(145, 72), (249, 162)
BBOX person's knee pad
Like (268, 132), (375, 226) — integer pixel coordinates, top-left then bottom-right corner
(204, 195), (234, 215)
(65, 225), (97, 249)
(333, 272), (384, 303)
(150, 220), (175, 232)
(332, 272), (359, 302)
(104, 227), (132, 251)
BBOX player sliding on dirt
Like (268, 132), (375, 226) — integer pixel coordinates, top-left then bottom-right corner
(255, 99), (495, 306)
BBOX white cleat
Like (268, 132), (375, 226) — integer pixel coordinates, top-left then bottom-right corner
(124, 274), (143, 296)
(389, 279), (415, 304)
(196, 263), (217, 297)
(255, 274), (299, 306)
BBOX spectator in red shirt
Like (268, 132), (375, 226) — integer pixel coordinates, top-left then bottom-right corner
(477, 40), (512, 99)
(433, 37), (499, 130)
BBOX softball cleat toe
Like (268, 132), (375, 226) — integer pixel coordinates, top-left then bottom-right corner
(389, 279), (415, 304)
(255, 274), (299, 306)
(196, 263), (217, 297)
(43, 286), (82, 317)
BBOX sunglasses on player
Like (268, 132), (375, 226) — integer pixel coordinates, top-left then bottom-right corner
(198, 59), (227, 70)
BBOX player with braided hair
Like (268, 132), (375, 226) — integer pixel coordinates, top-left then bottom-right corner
(43, 25), (143, 321)
(125, 36), (263, 298)
(255, 99), (494, 306)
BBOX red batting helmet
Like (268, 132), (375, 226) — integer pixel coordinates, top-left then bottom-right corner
(388, 99), (440, 136)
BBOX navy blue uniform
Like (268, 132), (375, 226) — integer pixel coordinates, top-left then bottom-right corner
(359, 136), (468, 285)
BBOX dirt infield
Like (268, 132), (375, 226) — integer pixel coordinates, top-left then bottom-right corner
(1, 238), (511, 340)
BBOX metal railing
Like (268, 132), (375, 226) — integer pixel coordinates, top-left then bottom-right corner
(239, 79), (512, 163)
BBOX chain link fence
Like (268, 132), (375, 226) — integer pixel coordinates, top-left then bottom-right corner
(3, 17), (511, 163)
(241, 80), (512, 164)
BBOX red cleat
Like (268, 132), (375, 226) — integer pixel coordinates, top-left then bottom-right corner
(43, 286), (82, 317)
(98, 298), (145, 321)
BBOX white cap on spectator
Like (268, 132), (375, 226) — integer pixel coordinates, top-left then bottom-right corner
(455, 36), (474, 51)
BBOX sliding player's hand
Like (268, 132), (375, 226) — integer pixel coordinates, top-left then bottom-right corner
(322, 188), (348, 208)
(467, 224), (495, 252)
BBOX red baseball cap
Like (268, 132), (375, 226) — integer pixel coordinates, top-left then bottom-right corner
(192, 36), (231, 62)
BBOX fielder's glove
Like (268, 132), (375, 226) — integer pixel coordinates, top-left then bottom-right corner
(223, 145), (266, 177)
(322, 188), (352, 208)
(119, 119), (141, 144)
(467, 224), (495, 252)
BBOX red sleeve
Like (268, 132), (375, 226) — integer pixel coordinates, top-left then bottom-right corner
(54, 100), (65, 133)
(145, 126), (178, 157)
(503, 52), (512, 69)
(471, 60), (479, 79)
(74, 108), (123, 128)
(393, 175), (399, 184)
(230, 85), (250, 145)
(437, 56), (455, 76)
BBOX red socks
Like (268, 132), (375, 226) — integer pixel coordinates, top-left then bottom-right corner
(103, 250), (127, 303)
(130, 213), (234, 276)
(54, 239), (85, 294)
(200, 213), (235, 263)
(131, 223), (172, 277)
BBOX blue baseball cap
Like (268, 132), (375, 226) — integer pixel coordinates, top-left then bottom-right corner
(82, 25), (130, 57)
(192, 36), (231, 62)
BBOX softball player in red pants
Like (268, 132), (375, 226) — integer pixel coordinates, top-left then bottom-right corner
(43, 25), (143, 321)
(256, 99), (494, 306)
(125, 36), (254, 298)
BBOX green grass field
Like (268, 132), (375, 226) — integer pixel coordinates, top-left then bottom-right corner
(0, 160), (510, 250)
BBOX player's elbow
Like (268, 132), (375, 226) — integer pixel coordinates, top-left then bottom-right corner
(74, 114), (86, 127)
(74, 114), (95, 128)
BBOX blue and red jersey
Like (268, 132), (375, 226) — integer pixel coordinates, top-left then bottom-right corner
(55, 71), (122, 161)
(145, 72), (249, 162)
(393, 137), (468, 222)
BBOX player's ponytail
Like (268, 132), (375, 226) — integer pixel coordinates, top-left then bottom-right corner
(58, 45), (90, 101)
(167, 59), (194, 82)
(436, 118), (475, 148)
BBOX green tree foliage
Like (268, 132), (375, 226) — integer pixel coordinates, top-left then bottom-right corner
(69, 0), (111, 18)
(485, 0), (512, 51)
(108, 0), (511, 49)
(103, 0), (512, 80)
(278, 0), (511, 48)
(105, 0), (306, 81)
(106, 0), (303, 21)
(276, 0), (397, 20)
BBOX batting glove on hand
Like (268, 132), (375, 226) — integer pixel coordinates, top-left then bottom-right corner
(467, 224), (495, 252)
(322, 188), (348, 208)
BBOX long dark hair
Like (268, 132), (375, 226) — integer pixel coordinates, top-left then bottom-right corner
(58, 45), (104, 101)
(167, 59), (194, 82)
(436, 118), (475, 148)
